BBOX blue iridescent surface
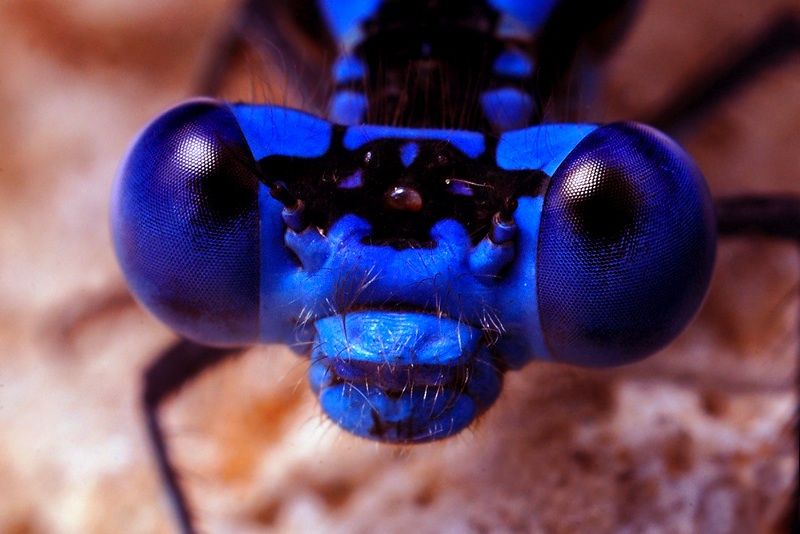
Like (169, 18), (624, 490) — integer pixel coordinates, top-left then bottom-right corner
(112, 99), (715, 442)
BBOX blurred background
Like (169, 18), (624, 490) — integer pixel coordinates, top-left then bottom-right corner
(0, 0), (798, 532)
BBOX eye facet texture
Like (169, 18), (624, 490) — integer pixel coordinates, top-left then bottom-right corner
(111, 100), (260, 346)
(537, 123), (716, 366)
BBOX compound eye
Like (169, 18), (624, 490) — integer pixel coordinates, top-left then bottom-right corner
(111, 100), (261, 345)
(537, 123), (716, 366)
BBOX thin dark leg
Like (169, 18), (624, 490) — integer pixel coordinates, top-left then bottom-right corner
(645, 15), (800, 132)
(716, 194), (800, 531)
(142, 340), (242, 534)
(716, 194), (800, 240)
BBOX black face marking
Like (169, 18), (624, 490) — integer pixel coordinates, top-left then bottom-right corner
(259, 131), (546, 248)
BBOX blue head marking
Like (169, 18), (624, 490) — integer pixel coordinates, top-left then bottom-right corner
(329, 91), (368, 125)
(480, 88), (535, 131)
(400, 142), (419, 167)
(233, 104), (332, 159)
(493, 50), (535, 78)
(332, 55), (367, 84)
(343, 126), (485, 158)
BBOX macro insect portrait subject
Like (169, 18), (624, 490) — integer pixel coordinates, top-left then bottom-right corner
(1, 0), (798, 532)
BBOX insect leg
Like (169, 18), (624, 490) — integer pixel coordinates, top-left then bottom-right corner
(141, 340), (242, 534)
(716, 195), (800, 240)
(644, 15), (800, 132)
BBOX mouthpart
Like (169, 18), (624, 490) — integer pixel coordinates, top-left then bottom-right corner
(308, 310), (503, 443)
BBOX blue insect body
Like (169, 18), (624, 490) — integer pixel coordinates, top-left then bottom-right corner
(112, 0), (716, 443)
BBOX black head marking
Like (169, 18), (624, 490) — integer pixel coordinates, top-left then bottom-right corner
(259, 131), (546, 248)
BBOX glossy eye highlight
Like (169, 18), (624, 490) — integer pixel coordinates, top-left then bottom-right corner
(560, 160), (640, 244)
(536, 123), (716, 366)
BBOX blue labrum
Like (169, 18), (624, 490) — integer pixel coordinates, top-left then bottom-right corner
(112, 100), (716, 443)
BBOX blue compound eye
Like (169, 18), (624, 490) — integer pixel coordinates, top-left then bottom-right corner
(537, 123), (716, 366)
(111, 100), (261, 346)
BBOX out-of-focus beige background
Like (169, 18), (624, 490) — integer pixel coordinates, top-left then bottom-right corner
(1, 0), (798, 532)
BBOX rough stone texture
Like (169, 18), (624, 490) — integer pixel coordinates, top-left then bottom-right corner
(0, 0), (797, 532)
